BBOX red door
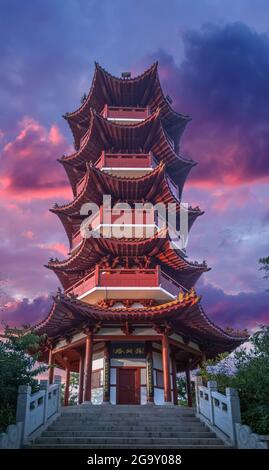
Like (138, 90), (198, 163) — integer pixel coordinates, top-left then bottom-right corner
(117, 368), (140, 404)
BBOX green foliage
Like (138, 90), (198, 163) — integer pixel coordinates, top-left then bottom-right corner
(199, 352), (235, 393)
(199, 326), (269, 434)
(176, 375), (187, 406)
(259, 256), (269, 290)
(61, 372), (79, 406)
(242, 405), (269, 435)
(0, 326), (46, 431)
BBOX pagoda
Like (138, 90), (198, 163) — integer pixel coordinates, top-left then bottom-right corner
(33, 63), (247, 406)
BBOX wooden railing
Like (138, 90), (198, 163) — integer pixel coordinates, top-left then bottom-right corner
(96, 151), (153, 169)
(101, 105), (150, 120)
(160, 270), (186, 296)
(65, 266), (161, 296)
(65, 265), (186, 299)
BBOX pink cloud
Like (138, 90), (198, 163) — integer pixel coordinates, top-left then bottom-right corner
(0, 117), (71, 201)
(37, 242), (68, 257)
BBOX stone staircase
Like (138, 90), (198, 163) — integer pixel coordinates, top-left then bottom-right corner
(27, 405), (228, 449)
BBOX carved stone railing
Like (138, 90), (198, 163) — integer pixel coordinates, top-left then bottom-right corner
(0, 423), (23, 449)
(193, 376), (269, 448)
(0, 376), (62, 448)
(235, 424), (269, 449)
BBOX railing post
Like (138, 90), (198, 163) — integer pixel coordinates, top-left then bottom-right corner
(95, 264), (100, 286)
(103, 104), (108, 118)
(16, 385), (31, 444)
(226, 387), (241, 445)
(39, 379), (49, 423)
(54, 375), (62, 410)
(101, 150), (105, 166)
(156, 265), (160, 286)
(207, 380), (217, 426)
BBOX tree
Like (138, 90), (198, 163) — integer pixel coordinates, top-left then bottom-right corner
(200, 326), (269, 434)
(259, 256), (269, 289)
(61, 372), (79, 406)
(0, 326), (46, 431)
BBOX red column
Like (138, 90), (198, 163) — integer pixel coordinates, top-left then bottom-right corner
(64, 366), (70, 406)
(172, 357), (178, 405)
(146, 342), (154, 403)
(185, 367), (192, 407)
(162, 333), (172, 403)
(83, 332), (93, 402)
(103, 342), (110, 403)
(48, 348), (54, 385)
(78, 352), (85, 404)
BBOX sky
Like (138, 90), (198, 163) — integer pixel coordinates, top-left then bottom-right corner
(0, 0), (269, 333)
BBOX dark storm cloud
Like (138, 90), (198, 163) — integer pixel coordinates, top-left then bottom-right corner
(200, 282), (269, 331)
(146, 23), (269, 186)
(1, 296), (52, 328)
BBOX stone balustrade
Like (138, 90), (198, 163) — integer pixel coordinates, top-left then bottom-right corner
(193, 376), (269, 448)
(0, 375), (61, 448)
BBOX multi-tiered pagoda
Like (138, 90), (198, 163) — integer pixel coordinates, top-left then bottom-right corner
(33, 63), (247, 406)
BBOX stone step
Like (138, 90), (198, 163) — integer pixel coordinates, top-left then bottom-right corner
(34, 436), (224, 445)
(43, 430), (216, 438)
(49, 424), (207, 432)
(61, 407), (195, 413)
(61, 411), (195, 419)
(29, 443), (227, 449)
(62, 405), (193, 410)
(26, 404), (227, 450)
(60, 408), (195, 413)
(56, 416), (200, 423)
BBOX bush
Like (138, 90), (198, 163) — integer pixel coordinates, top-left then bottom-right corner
(242, 405), (269, 435)
(199, 326), (269, 435)
(0, 326), (46, 431)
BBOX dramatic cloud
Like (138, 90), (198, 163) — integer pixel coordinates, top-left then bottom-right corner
(1, 296), (52, 328)
(0, 6), (268, 332)
(146, 23), (269, 187)
(0, 117), (71, 200)
(200, 282), (269, 332)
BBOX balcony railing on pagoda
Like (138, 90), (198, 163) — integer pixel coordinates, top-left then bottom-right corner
(65, 265), (184, 304)
(96, 151), (154, 169)
(94, 151), (156, 178)
(101, 105), (151, 122)
(71, 206), (157, 251)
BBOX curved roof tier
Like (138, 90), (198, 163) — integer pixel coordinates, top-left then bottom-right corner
(33, 293), (248, 360)
(63, 62), (191, 149)
(59, 109), (195, 196)
(51, 162), (203, 245)
(45, 229), (210, 290)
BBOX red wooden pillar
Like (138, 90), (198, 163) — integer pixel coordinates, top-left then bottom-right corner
(64, 366), (70, 406)
(103, 342), (110, 403)
(83, 332), (93, 402)
(185, 367), (192, 407)
(172, 357), (178, 405)
(48, 348), (54, 385)
(162, 333), (172, 403)
(146, 342), (154, 403)
(78, 352), (85, 404)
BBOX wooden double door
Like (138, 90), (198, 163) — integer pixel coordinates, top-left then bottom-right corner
(117, 367), (140, 404)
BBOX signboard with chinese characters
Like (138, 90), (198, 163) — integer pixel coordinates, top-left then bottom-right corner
(110, 342), (146, 359)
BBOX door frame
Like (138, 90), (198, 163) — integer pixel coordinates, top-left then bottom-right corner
(116, 366), (141, 404)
